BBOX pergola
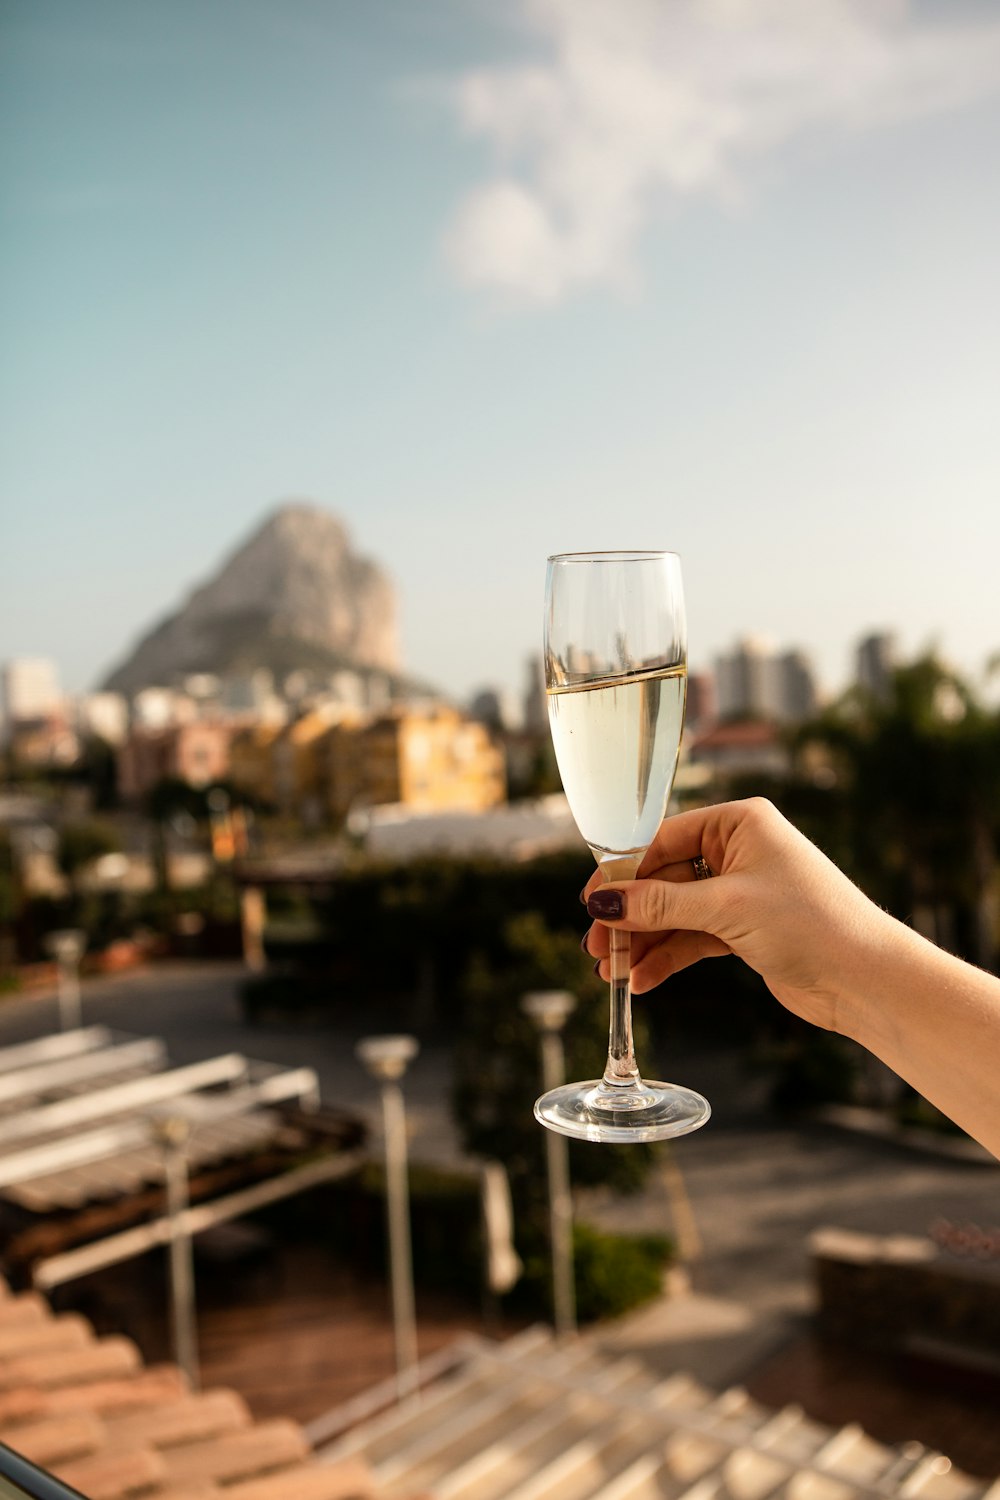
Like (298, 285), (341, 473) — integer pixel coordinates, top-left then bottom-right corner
(0, 1025), (365, 1386)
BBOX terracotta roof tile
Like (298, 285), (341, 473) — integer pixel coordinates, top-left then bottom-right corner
(102, 1388), (250, 1449)
(223, 1457), (377, 1499)
(0, 1312), (92, 1360)
(56, 1442), (167, 1499)
(0, 1334), (141, 1390)
(30, 1365), (189, 1414)
(0, 1293), (49, 1327)
(0, 1390), (48, 1426)
(0, 1412), (103, 1466)
(0, 1275), (379, 1500)
(158, 1418), (309, 1486)
(144, 1488), (220, 1500)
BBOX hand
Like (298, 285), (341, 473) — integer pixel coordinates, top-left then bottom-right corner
(581, 798), (894, 1035)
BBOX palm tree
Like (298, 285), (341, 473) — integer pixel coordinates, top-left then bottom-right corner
(794, 656), (1000, 967)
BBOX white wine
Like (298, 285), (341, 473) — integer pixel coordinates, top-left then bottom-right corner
(547, 664), (686, 861)
(535, 552), (710, 1142)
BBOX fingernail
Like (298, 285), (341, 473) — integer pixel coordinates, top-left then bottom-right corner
(579, 933), (590, 954)
(587, 889), (624, 920)
(579, 888), (588, 905)
(593, 959), (603, 976)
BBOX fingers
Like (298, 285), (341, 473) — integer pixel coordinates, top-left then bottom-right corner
(581, 851), (702, 908)
(586, 871), (727, 938)
(591, 930), (730, 990)
(631, 931), (730, 990)
(636, 804), (733, 877)
(581, 857), (703, 960)
(581, 799), (786, 909)
(583, 923), (663, 964)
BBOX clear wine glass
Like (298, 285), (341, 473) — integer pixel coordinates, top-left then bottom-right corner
(534, 550), (711, 1143)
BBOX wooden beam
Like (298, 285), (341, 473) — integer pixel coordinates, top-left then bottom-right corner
(32, 1150), (365, 1290)
(0, 1038), (166, 1107)
(0, 1028), (113, 1076)
(0, 1055), (251, 1149)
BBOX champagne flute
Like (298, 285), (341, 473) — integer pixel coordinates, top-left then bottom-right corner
(534, 551), (711, 1143)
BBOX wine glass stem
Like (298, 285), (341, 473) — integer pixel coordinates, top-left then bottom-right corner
(603, 926), (641, 1090)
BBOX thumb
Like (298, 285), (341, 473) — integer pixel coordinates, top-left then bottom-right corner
(586, 876), (725, 936)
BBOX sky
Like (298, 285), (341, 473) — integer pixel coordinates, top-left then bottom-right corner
(2, 0), (1000, 707)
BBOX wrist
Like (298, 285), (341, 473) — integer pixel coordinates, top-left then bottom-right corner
(826, 906), (918, 1051)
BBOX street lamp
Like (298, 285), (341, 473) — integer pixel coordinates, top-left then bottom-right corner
(45, 929), (87, 1033)
(152, 1113), (200, 1390)
(522, 990), (577, 1338)
(356, 1034), (420, 1399)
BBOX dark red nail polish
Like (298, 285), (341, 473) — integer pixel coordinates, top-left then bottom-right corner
(593, 959), (603, 976)
(587, 889), (624, 920)
(580, 933), (590, 954)
(579, 888), (588, 904)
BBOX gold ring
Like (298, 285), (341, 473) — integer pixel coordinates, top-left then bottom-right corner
(692, 855), (714, 880)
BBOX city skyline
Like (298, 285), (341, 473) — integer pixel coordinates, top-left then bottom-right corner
(1, 498), (992, 706)
(0, 623), (939, 733)
(3, 2), (1000, 702)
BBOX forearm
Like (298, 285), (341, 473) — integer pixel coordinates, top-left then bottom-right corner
(835, 915), (1000, 1158)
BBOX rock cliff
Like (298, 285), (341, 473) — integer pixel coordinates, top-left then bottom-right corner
(103, 503), (400, 694)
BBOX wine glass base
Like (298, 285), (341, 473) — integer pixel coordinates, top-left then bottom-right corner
(534, 1079), (711, 1143)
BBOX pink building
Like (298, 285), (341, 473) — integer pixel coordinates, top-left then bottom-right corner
(118, 722), (232, 803)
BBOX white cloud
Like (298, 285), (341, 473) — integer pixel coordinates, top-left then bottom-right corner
(442, 0), (1000, 305)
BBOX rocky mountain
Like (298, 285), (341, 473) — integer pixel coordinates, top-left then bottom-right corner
(102, 503), (401, 696)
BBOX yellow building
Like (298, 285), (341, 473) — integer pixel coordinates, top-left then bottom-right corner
(328, 704), (506, 820)
(270, 708), (349, 822)
(228, 722), (284, 809)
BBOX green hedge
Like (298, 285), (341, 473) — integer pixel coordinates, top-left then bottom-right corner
(238, 848), (782, 1048)
(314, 1164), (673, 1324)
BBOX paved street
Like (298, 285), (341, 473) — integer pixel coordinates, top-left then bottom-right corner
(3, 959), (998, 1395)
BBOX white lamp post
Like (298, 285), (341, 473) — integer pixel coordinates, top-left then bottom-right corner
(356, 1034), (420, 1398)
(522, 990), (577, 1337)
(152, 1114), (200, 1390)
(45, 929), (87, 1033)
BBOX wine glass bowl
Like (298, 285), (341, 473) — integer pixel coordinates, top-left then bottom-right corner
(535, 551), (711, 1143)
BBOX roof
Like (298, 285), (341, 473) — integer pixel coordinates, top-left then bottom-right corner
(0, 1272), (381, 1499)
(691, 720), (781, 751)
(315, 1326), (999, 1500)
(0, 1026), (364, 1288)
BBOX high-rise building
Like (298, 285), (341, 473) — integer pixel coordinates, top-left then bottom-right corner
(774, 649), (819, 723)
(522, 656), (547, 734)
(2, 658), (62, 725)
(855, 632), (896, 703)
(76, 692), (129, 746)
(715, 638), (776, 720)
(469, 687), (522, 733)
(685, 671), (717, 734)
(715, 639), (819, 724)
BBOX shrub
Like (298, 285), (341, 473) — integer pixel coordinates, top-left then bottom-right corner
(313, 1165), (673, 1324)
(570, 1223), (671, 1323)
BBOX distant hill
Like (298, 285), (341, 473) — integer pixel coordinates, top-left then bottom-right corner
(102, 503), (414, 697)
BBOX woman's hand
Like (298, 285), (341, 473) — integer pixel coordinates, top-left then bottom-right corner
(582, 797), (1000, 1158)
(581, 798), (895, 1036)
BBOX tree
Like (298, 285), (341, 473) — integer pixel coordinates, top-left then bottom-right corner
(453, 911), (660, 1205)
(793, 655), (1000, 966)
(57, 819), (122, 893)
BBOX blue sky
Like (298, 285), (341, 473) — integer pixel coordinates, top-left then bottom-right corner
(2, 0), (999, 704)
